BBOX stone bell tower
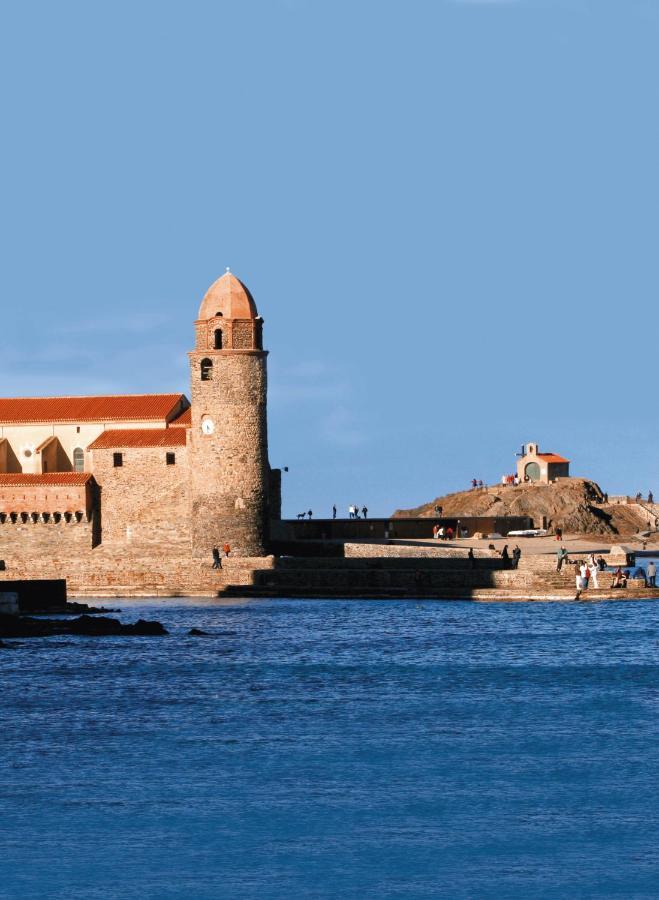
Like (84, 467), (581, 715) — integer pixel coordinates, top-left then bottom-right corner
(188, 270), (270, 557)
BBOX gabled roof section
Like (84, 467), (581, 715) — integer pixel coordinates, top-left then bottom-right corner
(0, 394), (187, 425)
(88, 428), (188, 450)
(538, 453), (570, 464)
(0, 473), (93, 486)
(168, 407), (191, 428)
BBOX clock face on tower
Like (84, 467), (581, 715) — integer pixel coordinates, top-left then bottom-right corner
(201, 417), (215, 435)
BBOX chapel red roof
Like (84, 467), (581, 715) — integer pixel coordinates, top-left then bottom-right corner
(168, 407), (192, 427)
(537, 453), (570, 464)
(0, 473), (93, 486)
(0, 394), (187, 424)
(87, 428), (188, 450)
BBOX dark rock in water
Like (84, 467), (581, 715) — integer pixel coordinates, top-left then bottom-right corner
(189, 628), (210, 636)
(0, 613), (167, 638)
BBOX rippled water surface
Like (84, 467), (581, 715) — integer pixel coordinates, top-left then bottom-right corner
(3, 597), (659, 899)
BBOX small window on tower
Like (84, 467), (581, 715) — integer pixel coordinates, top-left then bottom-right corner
(166, 452), (176, 466)
(201, 358), (213, 381)
(214, 329), (223, 350)
(73, 448), (84, 472)
(113, 452), (123, 468)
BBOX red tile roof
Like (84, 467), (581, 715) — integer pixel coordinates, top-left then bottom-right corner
(168, 407), (192, 427)
(0, 473), (93, 486)
(538, 453), (570, 464)
(0, 394), (187, 424)
(87, 428), (188, 450)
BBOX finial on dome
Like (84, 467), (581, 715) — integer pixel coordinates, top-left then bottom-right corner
(225, 266), (231, 273)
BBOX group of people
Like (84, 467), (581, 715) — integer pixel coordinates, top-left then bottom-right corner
(433, 523), (469, 540)
(470, 479), (485, 489)
(296, 505), (369, 519)
(211, 543), (231, 569)
(559, 548), (658, 597)
(500, 544), (522, 569)
(635, 491), (654, 503)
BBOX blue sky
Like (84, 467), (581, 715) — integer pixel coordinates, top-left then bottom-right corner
(1, 0), (657, 516)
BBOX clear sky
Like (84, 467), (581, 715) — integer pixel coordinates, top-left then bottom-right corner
(1, 0), (657, 516)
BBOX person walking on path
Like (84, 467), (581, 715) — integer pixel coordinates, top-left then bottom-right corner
(555, 526), (563, 541)
(588, 553), (599, 589)
(212, 547), (222, 569)
(557, 547), (568, 572)
(332, 504), (337, 519)
(648, 561), (657, 587)
(223, 542), (231, 558)
(512, 546), (521, 569)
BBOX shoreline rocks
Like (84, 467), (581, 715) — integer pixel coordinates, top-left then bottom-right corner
(0, 613), (167, 639)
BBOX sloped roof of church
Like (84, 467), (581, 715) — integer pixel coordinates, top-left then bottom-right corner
(168, 407), (192, 427)
(88, 428), (188, 449)
(197, 271), (258, 321)
(0, 473), (93, 486)
(537, 453), (570, 464)
(0, 394), (187, 424)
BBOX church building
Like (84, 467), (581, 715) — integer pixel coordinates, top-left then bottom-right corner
(0, 271), (279, 564)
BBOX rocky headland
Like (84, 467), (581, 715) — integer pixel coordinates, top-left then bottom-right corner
(393, 478), (655, 537)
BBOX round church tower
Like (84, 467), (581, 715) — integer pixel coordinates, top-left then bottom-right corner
(188, 270), (270, 557)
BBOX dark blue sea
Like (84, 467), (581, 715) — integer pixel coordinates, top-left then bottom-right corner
(3, 597), (659, 899)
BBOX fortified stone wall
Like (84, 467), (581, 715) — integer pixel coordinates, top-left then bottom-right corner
(0, 518), (96, 561)
(92, 445), (191, 546)
(0, 481), (93, 516)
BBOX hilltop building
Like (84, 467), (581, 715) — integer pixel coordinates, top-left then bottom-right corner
(0, 271), (279, 567)
(517, 442), (570, 484)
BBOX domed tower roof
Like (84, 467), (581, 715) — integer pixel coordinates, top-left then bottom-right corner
(198, 270), (258, 321)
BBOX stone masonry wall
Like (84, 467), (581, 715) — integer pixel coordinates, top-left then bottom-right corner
(0, 519), (95, 562)
(188, 350), (269, 557)
(91, 445), (191, 546)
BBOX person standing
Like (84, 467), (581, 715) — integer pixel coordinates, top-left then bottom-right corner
(307, 509), (313, 519)
(588, 553), (599, 589)
(555, 526), (563, 542)
(223, 542), (231, 558)
(512, 546), (521, 569)
(468, 547), (475, 569)
(362, 506), (368, 519)
(332, 504), (337, 520)
(580, 561), (590, 590)
(557, 547), (568, 572)
(648, 561), (657, 588)
(212, 547), (222, 569)
(501, 545), (510, 568)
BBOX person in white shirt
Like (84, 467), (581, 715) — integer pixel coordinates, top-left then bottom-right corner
(588, 554), (599, 589)
(648, 561), (657, 588)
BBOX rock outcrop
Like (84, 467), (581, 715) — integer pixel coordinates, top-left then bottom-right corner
(0, 614), (167, 639)
(393, 478), (637, 535)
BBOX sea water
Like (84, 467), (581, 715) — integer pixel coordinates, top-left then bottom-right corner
(3, 597), (659, 899)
